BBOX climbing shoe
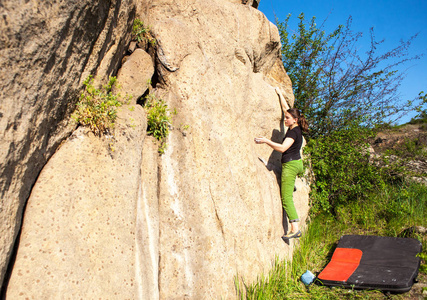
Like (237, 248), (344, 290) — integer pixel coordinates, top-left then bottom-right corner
(282, 230), (302, 241)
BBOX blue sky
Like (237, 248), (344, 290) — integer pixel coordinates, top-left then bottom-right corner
(258, 0), (427, 124)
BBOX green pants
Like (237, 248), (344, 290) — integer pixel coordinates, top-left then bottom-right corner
(281, 159), (303, 222)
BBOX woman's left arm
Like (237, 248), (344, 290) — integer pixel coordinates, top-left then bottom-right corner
(275, 87), (289, 113)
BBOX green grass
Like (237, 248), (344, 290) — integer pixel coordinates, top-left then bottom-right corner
(238, 181), (427, 299)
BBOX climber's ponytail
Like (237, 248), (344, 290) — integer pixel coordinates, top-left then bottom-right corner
(287, 108), (309, 133)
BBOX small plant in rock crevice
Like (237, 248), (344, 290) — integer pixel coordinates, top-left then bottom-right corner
(179, 123), (190, 136)
(132, 18), (156, 46)
(144, 93), (171, 154)
(72, 76), (123, 135)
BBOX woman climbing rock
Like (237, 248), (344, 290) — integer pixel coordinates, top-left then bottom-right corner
(255, 88), (309, 241)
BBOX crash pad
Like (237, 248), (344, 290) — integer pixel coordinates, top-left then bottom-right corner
(317, 235), (422, 292)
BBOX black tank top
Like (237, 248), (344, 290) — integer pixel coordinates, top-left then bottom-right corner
(281, 126), (302, 163)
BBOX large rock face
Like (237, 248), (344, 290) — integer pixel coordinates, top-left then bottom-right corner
(6, 106), (147, 299)
(0, 0), (136, 285)
(2, 0), (310, 298)
(137, 1), (305, 298)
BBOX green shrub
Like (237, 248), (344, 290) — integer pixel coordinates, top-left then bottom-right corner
(387, 137), (427, 161)
(73, 76), (122, 135)
(419, 253), (427, 274)
(304, 125), (396, 215)
(144, 93), (171, 154)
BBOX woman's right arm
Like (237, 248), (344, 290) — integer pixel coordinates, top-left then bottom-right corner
(255, 137), (294, 153)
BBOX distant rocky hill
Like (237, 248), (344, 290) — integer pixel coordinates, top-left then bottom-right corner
(372, 123), (427, 184)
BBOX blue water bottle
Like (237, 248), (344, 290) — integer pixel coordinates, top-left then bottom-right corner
(301, 270), (315, 285)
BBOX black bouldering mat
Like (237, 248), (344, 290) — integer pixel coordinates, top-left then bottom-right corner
(317, 235), (422, 293)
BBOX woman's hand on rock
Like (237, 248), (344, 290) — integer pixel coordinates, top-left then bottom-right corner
(254, 137), (265, 144)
